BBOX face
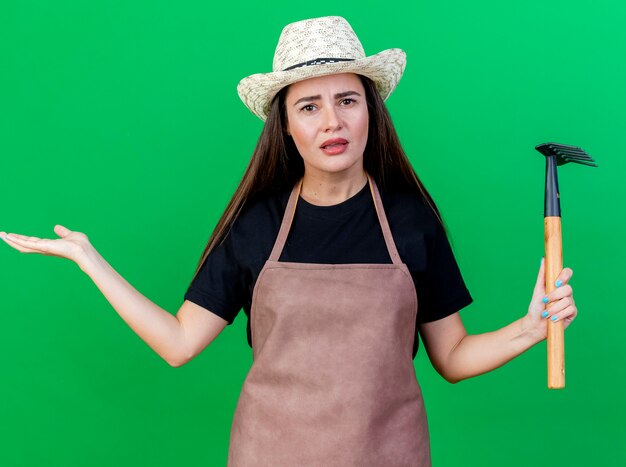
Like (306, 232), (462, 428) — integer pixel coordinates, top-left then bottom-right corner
(284, 73), (369, 179)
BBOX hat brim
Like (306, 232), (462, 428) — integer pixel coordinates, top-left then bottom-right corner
(237, 48), (406, 121)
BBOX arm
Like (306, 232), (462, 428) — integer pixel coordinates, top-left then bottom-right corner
(1, 225), (227, 367)
(420, 259), (577, 383)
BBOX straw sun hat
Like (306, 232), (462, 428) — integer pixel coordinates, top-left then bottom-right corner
(237, 16), (407, 121)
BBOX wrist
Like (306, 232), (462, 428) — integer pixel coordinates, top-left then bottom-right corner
(519, 315), (545, 346)
(76, 242), (102, 274)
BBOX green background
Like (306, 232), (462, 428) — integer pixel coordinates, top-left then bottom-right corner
(1, 1), (624, 466)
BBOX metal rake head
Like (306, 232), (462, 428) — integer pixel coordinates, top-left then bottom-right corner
(535, 142), (598, 167)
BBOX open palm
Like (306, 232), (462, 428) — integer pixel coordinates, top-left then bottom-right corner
(1, 225), (90, 264)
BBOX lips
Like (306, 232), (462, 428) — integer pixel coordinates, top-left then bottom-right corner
(320, 138), (348, 149)
(320, 138), (349, 156)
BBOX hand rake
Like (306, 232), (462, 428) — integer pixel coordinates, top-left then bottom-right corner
(535, 142), (597, 389)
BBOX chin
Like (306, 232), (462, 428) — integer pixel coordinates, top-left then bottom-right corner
(303, 151), (364, 174)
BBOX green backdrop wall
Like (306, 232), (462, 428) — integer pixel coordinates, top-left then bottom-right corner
(1, 1), (624, 466)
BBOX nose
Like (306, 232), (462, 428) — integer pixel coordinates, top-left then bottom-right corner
(322, 105), (342, 132)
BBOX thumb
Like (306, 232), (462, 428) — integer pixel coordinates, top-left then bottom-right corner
(54, 224), (72, 238)
(532, 257), (546, 302)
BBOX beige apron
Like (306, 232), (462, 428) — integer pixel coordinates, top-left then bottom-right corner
(228, 175), (431, 466)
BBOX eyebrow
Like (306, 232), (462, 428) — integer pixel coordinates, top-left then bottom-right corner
(292, 90), (362, 106)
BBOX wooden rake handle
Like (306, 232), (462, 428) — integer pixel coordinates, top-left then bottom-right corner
(545, 216), (565, 389)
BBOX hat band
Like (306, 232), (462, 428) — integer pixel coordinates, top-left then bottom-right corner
(282, 57), (355, 71)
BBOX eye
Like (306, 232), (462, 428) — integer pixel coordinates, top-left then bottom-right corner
(299, 104), (317, 112)
(340, 98), (356, 106)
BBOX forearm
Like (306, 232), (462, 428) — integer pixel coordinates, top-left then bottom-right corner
(444, 317), (543, 383)
(79, 245), (186, 366)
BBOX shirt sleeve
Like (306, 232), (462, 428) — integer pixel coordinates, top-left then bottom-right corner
(183, 230), (248, 324)
(414, 219), (473, 323)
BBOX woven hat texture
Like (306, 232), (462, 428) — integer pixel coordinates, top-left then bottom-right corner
(237, 16), (406, 121)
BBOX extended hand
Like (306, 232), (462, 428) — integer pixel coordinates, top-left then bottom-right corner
(1, 225), (91, 265)
(523, 258), (577, 341)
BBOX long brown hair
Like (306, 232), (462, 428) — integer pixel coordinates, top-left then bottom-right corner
(189, 75), (443, 282)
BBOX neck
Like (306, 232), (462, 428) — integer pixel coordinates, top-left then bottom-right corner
(300, 169), (368, 206)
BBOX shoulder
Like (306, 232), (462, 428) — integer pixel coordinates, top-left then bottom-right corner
(237, 188), (290, 227)
(378, 186), (448, 272)
(379, 187), (441, 237)
(224, 187), (291, 253)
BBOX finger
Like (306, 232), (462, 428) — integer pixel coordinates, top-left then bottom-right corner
(54, 224), (72, 238)
(5, 243), (42, 254)
(548, 302), (577, 323)
(3, 234), (55, 254)
(545, 295), (575, 316)
(2, 235), (44, 254)
(533, 258), (546, 297)
(4, 233), (43, 242)
(546, 284), (574, 303)
(531, 258), (546, 303)
(1, 232), (16, 246)
(528, 258), (547, 315)
(554, 267), (573, 288)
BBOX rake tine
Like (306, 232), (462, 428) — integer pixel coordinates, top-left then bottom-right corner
(554, 149), (591, 157)
(548, 143), (585, 152)
(548, 144), (584, 152)
(558, 152), (596, 162)
(554, 148), (597, 164)
(561, 157), (598, 167)
(536, 142), (598, 165)
(555, 148), (589, 156)
(562, 156), (597, 164)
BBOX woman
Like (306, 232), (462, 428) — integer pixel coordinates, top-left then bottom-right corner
(1, 16), (576, 467)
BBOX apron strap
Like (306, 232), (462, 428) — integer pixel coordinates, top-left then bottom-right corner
(268, 179), (302, 262)
(367, 174), (401, 265)
(268, 174), (401, 264)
